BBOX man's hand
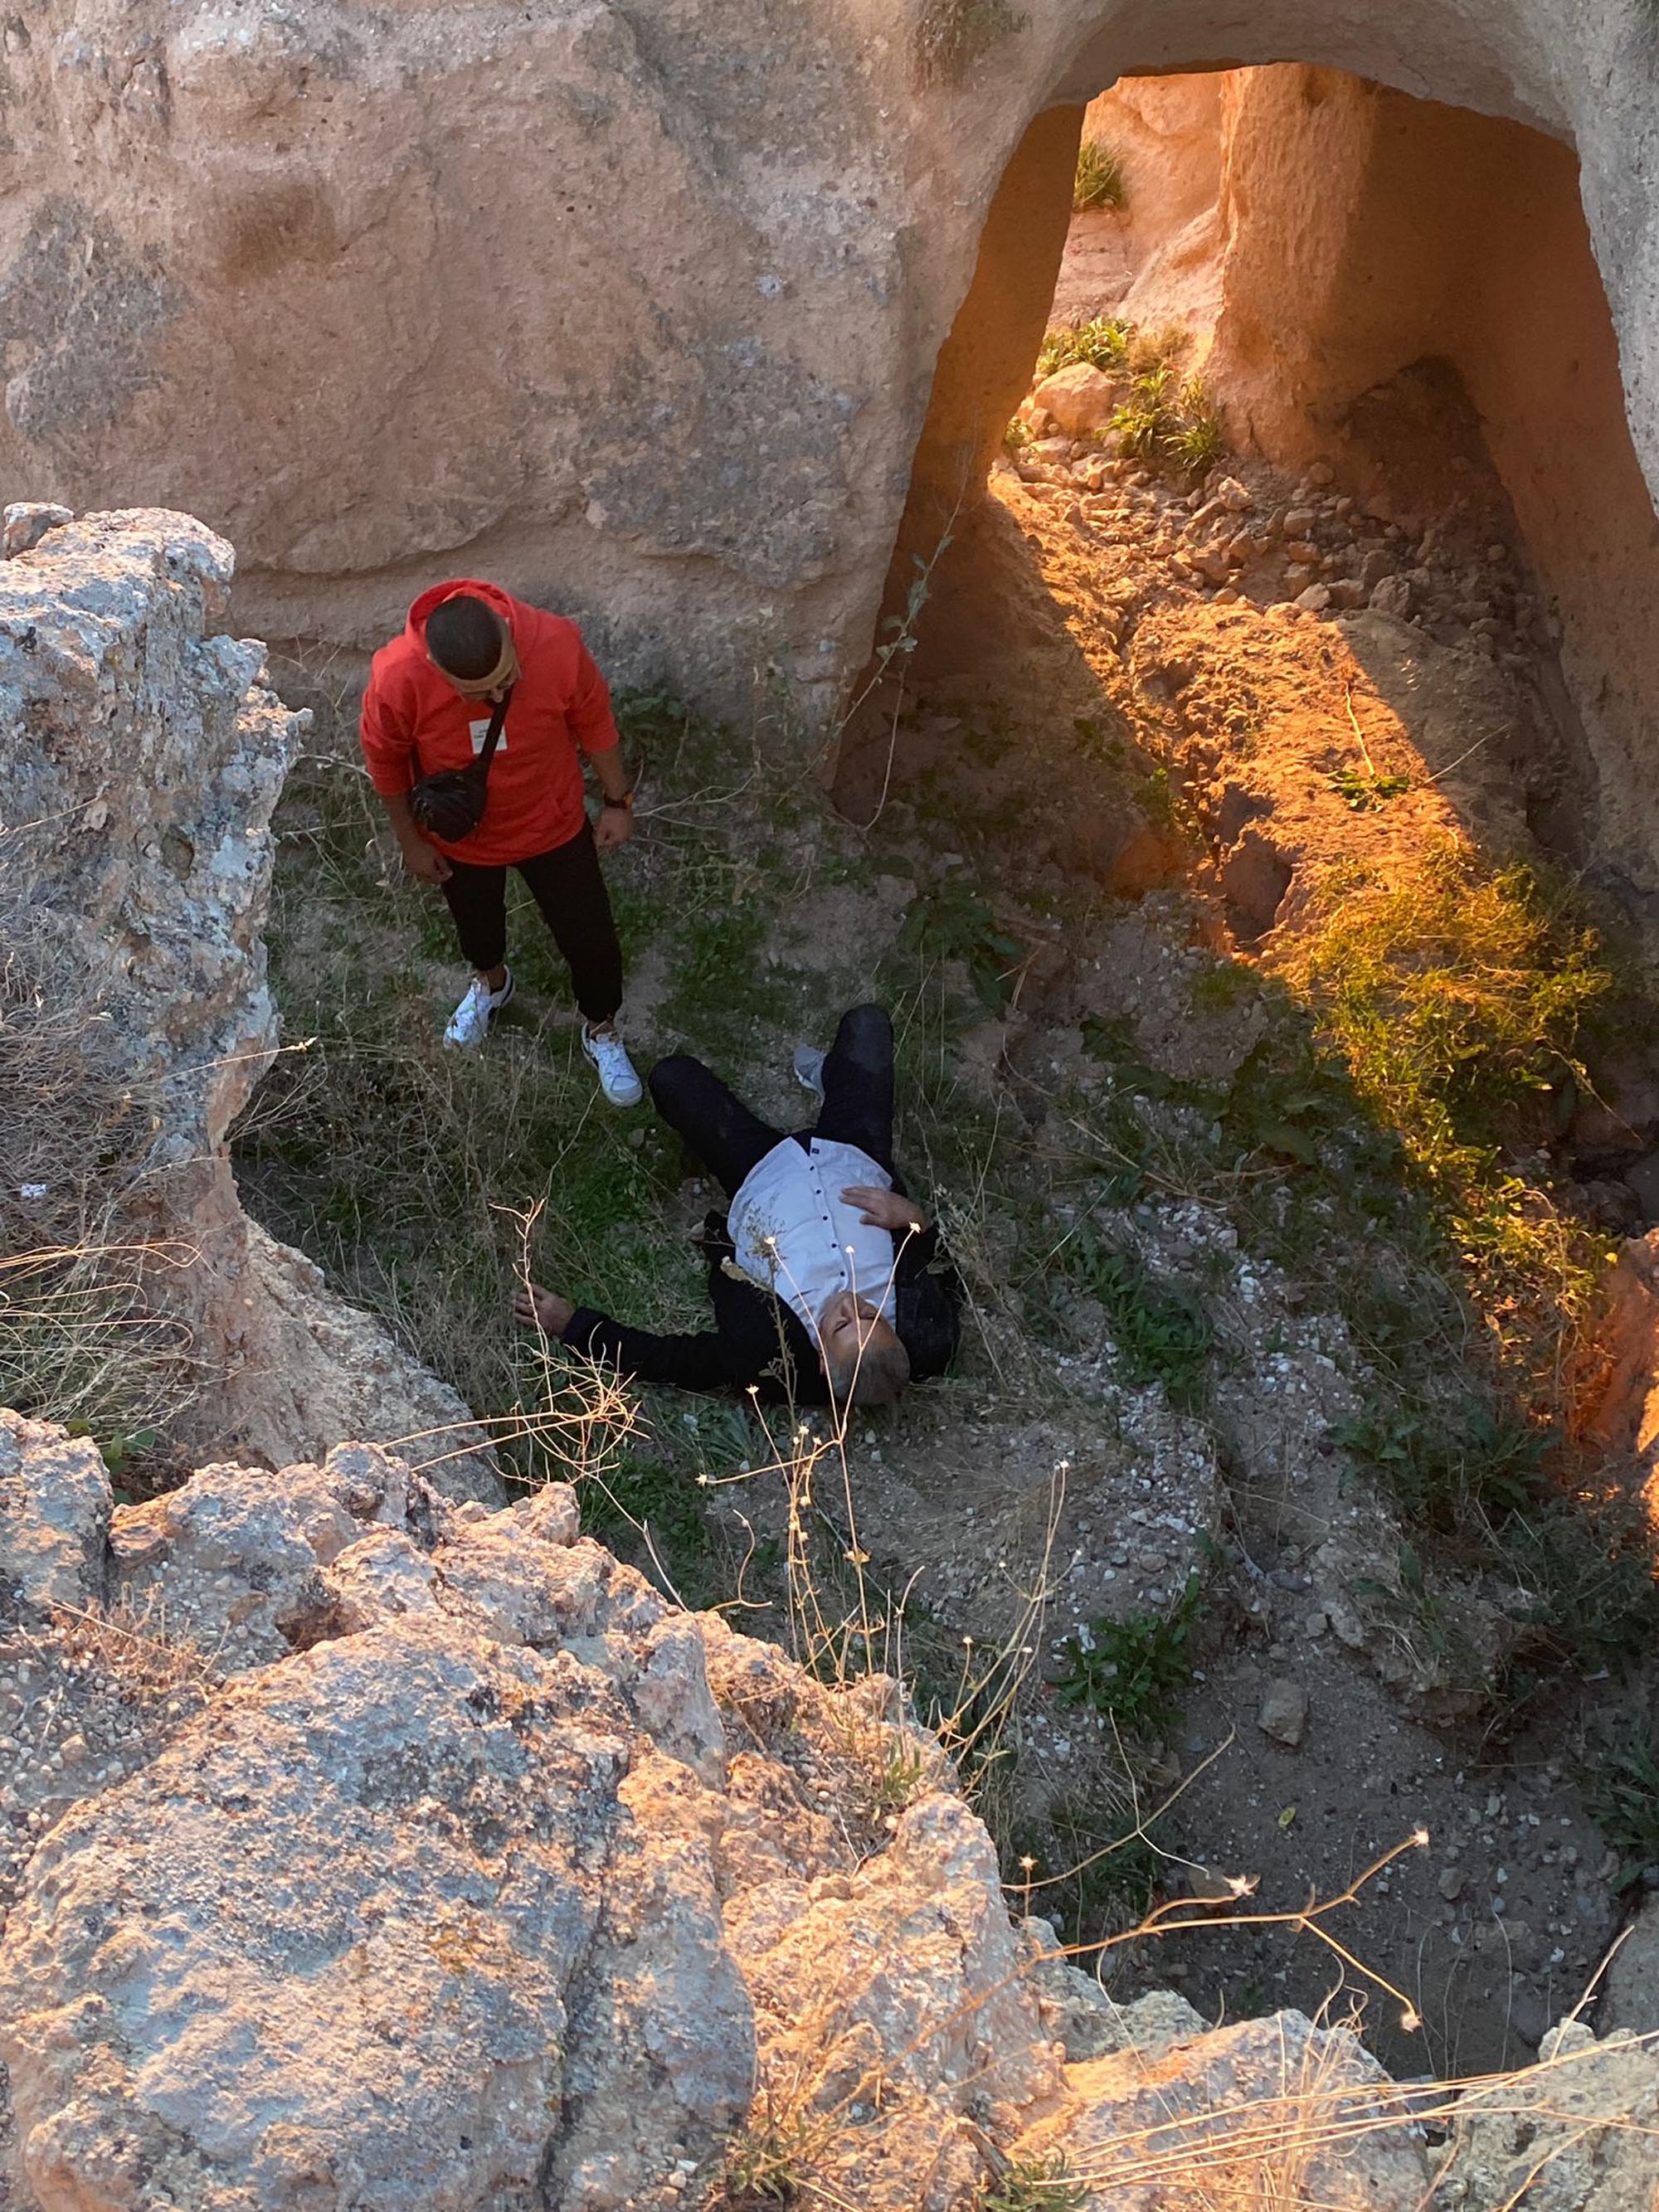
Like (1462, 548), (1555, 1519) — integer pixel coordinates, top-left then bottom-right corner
(593, 803), (635, 853)
(400, 834), (453, 886)
(514, 1283), (576, 1336)
(841, 1185), (927, 1235)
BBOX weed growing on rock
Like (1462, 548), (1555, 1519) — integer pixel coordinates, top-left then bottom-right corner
(1110, 365), (1226, 479)
(980, 2153), (1087, 2212)
(1073, 139), (1126, 213)
(1035, 315), (1128, 378)
(1582, 1723), (1659, 1867)
(1053, 1571), (1205, 1737)
(1046, 1227), (1214, 1409)
(901, 877), (1026, 1012)
(1112, 365), (1176, 461)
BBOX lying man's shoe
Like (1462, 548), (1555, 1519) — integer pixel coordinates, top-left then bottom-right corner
(583, 1020), (644, 1106)
(444, 966), (514, 1049)
(792, 1044), (827, 1099)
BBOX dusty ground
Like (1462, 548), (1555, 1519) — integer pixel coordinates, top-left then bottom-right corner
(827, 341), (1659, 2076)
(235, 317), (1659, 2087)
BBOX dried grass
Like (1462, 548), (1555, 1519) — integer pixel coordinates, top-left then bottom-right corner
(0, 842), (197, 1466)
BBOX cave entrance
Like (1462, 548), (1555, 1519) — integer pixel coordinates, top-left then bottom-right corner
(837, 61), (1659, 917)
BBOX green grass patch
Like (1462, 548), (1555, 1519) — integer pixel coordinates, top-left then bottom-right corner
(1053, 1571), (1205, 1737)
(1269, 846), (1613, 1378)
(1584, 1724), (1659, 1869)
(1036, 316), (1129, 379)
(1043, 1226), (1214, 1409)
(983, 2155), (1087, 2212)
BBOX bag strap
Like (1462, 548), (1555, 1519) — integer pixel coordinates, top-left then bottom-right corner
(474, 683), (513, 776)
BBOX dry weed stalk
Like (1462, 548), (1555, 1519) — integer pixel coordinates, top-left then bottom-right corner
(47, 1597), (224, 1711)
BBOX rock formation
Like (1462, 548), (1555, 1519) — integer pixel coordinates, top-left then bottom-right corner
(0, 507), (497, 1499)
(0, 3), (1656, 783)
(2, 1412), (1657, 2211)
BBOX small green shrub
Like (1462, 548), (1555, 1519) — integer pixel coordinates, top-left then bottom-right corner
(1036, 315), (1129, 379)
(1110, 364), (1175, 460)
(1109, 366), (1225, 476)
(1053, 1571), (1204, 1736)
(982, 2153), (1087, 2212)
(1329, 766), (1413, 812)
(1073, 139), (1126, 212)
(1584, 1724), (1659, 1868)
(902, 878), (1025, 1012)
(1333, 1404), (1550, 1530)
(1167, 375), (1226, 475)
(1053, 1227), (1214, 1407)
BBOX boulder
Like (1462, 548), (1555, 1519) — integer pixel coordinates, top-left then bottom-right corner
(1445, 2019), (1659, 2212)
(0, 1412), (109, 1625)
(0, 511), (499, 1501)
(2, 1423), (1655, 2212)
(1032, 362), (1120, 438)
(1011, 2010), (1430, 2211)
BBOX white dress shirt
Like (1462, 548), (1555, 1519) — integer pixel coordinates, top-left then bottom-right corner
(728, 1137), (901, 1342)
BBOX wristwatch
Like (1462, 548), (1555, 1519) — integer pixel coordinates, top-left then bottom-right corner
(602, 791), (634, 811)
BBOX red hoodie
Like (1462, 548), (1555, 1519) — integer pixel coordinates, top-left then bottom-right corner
(358, 579), (620, 867)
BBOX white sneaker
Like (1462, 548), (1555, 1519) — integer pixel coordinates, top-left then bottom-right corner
(444, 967), (514, 1049)
(582, 1022), (644, 1106)
(793, 1045), (826, 1099)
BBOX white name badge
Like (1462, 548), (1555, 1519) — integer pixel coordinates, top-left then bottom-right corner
(469, 718), (507, 756)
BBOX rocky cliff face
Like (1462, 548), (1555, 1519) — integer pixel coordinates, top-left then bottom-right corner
(0, 506), (497, 1499)
(0, 2), (1654, 741)
(2, 1413), (1657, 2212)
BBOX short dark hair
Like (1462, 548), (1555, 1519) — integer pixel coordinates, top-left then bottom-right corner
(426, 594), (506, 680)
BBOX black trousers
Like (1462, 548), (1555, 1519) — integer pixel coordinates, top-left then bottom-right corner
(440, 823), (623, 1025)
(649, 1004), (896, 1196)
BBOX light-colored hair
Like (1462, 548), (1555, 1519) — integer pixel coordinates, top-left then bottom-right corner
(825, 1327), (912, 1409)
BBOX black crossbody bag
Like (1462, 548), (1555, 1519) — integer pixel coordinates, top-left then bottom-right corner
(408, 685), (513, 843)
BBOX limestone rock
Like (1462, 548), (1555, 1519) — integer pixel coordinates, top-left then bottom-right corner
(0, 503), (71, 559)
(1014, 2010), (1430, 2212)
(0, 1425), (1047, 2211)
(0, 511), (499, 1502)
(2, 1423), (1655, 2211)
(0, 1412), (109, 1624)
(1033, 362), (1119, 438)
(1603, 1897), (1659, 2036)
(1445, 2019), (1659, 2212)
(1258, 1676), (1309, 1748)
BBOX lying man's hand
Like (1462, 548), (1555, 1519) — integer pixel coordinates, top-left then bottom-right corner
(514, 1283), (575, 1336)
(841, 1184), (927, 1235)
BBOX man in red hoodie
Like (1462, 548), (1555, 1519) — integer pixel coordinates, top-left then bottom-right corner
(358, 581), (643, 1104)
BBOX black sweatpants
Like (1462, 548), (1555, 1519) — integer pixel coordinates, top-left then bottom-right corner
(648, 1004), (897, 1195)
(440, 822), (623, 1025)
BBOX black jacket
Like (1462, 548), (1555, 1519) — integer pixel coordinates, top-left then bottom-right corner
(561, 1202), (962, 1403)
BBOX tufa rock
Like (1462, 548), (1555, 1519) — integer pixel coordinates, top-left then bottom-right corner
(1031, 362), (1119, 438)
(1257, 1676), (1310, 1748)
(0, 510), (499, 1501)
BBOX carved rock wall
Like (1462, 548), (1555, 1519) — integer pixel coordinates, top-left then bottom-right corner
(1, 2), (1656, 751)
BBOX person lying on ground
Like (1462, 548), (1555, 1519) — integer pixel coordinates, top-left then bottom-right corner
(358, 578), (643, 1104)
(515, 1004), (961, 1408)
